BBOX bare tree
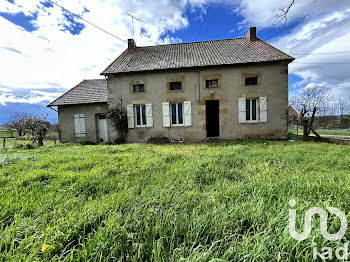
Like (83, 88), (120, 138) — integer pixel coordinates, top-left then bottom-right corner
(338, 100), (349, 128)
(290, 85), (333, 140)
(27, 114), (50, 146)
(274, 0), (317, 27)
(5, 112), (28, 136)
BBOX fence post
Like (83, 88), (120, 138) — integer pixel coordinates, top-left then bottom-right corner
(296, 124), (299, 139)
(3, 138), (5, 148)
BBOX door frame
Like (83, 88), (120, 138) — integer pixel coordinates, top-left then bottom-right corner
(97, 114), (108, 143)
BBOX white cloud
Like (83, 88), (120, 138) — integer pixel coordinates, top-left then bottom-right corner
(0, 0), (207, 104)
(233, 0), (350, 28)
(269, 8), (350, 102)
(0, 90), (63, 106)
(1, 0), (350, 108)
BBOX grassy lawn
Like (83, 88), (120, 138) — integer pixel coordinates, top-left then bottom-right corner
(289, 126), (350, 136)
(1, 141), (350, 261)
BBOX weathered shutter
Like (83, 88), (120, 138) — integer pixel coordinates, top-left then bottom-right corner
(238, 98), (246, 123)
(162, 102), (170, 127)
(79, 114), (86, 137)
(260, 97), (267, 122)
(146, 103), (153, 127)
(127, 104), (134, 128)
(184, 101), (192, 127)
(74, 114), (81, 137)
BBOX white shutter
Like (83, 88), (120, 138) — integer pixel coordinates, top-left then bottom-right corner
(79, 114), (86, 137)
(127, 104), (134, 128)
(146, 103), (153, 127)
(162, 102), (170, 127)
(184, 101), (192, 127)
(74, 114), (81, 137)
(260, 97), (267, 122)
(238, 98), (246, 123)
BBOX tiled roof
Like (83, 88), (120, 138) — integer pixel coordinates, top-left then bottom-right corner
(48, 79), (107, 106)
(288, 106), (298, 117)
(101, 37), (294, 75)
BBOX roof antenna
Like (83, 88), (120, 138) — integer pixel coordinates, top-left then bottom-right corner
(127, 12), (146, 41)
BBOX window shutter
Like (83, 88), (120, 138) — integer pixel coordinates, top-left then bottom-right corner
(260, 97), (267, 122)
(184, 101), (192, 127)
(238, 98), (246, 123)
(127, 104), (134, 128)
(74, 114), (81, 137)
(146, 103), (153, 127)
(162, 102), (170, 127)
(79, 114), (86, 137)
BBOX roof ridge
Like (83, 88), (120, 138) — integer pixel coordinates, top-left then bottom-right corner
(137, 37), (246, 48)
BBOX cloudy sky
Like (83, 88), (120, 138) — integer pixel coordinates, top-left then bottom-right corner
(1, 0), (350, 123)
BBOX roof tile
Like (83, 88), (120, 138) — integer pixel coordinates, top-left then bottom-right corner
(101, 37), (294, 75)
(47, 79), (107, 106)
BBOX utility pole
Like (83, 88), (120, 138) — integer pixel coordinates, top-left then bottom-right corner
(127, 12), (146, 40)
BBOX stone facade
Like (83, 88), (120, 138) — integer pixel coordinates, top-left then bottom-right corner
(107, 62), (289, 143)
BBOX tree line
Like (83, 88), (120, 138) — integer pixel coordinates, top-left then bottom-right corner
(2, 113), (58, 146)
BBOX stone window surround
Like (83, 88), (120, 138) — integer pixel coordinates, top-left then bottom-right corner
(130, 80), (147, 94)
(242, 73), (262, 88)
(202, 74), (222, 89)
(167, 77), (184, 93)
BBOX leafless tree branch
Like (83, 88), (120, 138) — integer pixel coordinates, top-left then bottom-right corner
(273, 0), (318, 27)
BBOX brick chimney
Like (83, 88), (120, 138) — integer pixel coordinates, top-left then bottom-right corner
(128, 39), (137, 50)
(246, 27), (257, 41)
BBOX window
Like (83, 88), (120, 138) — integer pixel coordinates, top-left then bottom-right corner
(206, 79), (218, 88)
(171, 103), (184, 126)
(246, 98), (258, 121)
(133, 84), (145, 92)
(245, 77), (258, 86)
(169, 82), (182, 90)
(135, 105), (146, 127)
(74, 114), (86, 137)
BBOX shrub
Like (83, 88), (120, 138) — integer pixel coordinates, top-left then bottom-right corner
(14, 143), (37, 150)
(148, 136), (170, 144)
(80, 141), (96, 145)
(113, 137), (126, 144)
(107, 100), (128, 141)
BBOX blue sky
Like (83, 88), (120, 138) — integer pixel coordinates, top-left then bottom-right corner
(1, 0), (350, 124)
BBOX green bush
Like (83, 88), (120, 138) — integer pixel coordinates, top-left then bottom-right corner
(148, 136), (170, 144)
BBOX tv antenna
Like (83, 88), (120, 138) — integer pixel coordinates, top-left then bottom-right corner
(127, 12), (146, 40)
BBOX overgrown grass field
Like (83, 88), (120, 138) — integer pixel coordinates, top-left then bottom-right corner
(1, 141), (350, 261)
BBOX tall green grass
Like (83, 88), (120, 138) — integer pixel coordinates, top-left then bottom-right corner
(0, 141), (349, 261)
